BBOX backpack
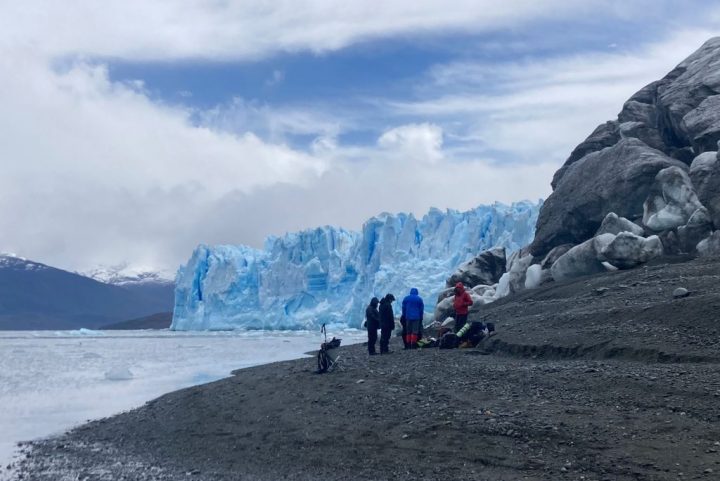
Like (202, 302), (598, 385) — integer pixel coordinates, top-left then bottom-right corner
(438, 332), (459, 349)
(417, 337), (437, 348)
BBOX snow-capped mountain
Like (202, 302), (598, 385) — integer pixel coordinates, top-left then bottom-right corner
(81, 263), (174, 286)
(81, 263), (176, 319)
(0, 255), (174, 330)
(172, 201), (541, 331)
(0, 253), (49, 272)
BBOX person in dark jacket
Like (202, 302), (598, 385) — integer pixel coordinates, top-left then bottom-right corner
(365, 297), (380, 355)
(378, 294), (395, 354)
(401, 288), (424, 349)
(452, 282), (474, 333)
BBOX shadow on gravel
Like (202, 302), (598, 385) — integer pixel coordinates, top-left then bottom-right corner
(477, 338), (718, 363)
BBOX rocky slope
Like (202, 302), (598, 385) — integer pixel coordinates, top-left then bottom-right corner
(432, 38), (720, 318)
(532, 37), (720, 258)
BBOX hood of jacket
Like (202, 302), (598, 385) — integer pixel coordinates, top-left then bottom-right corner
(454, 282), (465, 294)
(409, 288), (419, 296)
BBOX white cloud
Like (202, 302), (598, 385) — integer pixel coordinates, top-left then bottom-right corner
(0, 54), (328, 271)
(1, 2), (719, 273)
(200, 98), (344, 143)
(378, 123), (444, 164)
(3, 1), (608, 61)
(388, 29), (720, 163)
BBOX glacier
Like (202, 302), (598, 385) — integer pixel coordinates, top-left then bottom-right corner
(172, 201), (541, 330)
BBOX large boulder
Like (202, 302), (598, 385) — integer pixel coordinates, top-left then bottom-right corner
(446, 247), (506, 288)
(642, 166), (708, 231)
(690, 148), (720, 229)
(471, 284), (496, 299)
(697, 231), (720, 256)
(550, 234), (615, 282)
(436, 287), (455, 303)
(539, 244), (574, 269)
(680, 94), (720, 153)
(433, 296), (454, 322)
(599, 232), (664, 269)
(531, 139), (686, 257)
(689, 151), (717, 178)
(595, 212), (645, 237)
(652, 37), (720, 156)
(536, 38), (720, 257)
(551, 121), (620, 189)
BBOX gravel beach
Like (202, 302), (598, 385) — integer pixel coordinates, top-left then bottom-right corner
(7, 256), (720, 481)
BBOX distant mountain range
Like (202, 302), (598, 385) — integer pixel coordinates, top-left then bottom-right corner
(0, 255), (175, 330)
(103, 312), (173, 330)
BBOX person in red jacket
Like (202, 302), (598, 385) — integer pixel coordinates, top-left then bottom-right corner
(452, 282), (473, 333)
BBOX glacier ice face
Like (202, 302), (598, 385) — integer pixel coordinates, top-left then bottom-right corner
(172, 201), (541, 330)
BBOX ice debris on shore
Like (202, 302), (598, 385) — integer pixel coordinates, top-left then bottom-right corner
(172, 201), (540, 330)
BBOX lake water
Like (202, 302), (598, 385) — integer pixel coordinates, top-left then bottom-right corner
(0, 328), (364, 467)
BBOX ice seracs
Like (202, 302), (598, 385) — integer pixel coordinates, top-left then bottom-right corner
(172, 201), (541, 330)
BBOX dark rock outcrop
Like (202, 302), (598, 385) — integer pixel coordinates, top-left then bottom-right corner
(595, 212), (645, 237)
(446, 247), (506, 288)
(539, 244), (574, 269)
(599, 232), (664, 269)
(697, 230), (720, 256)
(550, 234), (615, 282)
(642, 166), (708, 231)
(690, 149), (720, 229)
(531, 139), (686, 256)
(533, 37), (720, 257)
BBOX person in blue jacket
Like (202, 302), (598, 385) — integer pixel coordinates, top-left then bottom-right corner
(401, 288), (424, 349)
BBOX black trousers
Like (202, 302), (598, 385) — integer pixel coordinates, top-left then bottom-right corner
(380, 328), (392, 353)
(367, 328), (378, 354)
(400, 319), (409, 349)
(455, 313), (468, 333)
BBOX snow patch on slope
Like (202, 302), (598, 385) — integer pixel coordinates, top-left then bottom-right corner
(82, 263), (174, 286)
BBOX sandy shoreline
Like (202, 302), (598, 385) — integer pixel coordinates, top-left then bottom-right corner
(8, 257), (720, 481)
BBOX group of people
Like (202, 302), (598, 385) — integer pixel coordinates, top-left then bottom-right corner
(364, 282), (479, 354)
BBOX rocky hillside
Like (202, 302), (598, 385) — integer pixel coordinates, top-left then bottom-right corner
(434, 37), (720, 322)
(532, 37), (720, 257)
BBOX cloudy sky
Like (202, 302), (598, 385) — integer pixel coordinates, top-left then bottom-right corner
(2, 1), (720, 274)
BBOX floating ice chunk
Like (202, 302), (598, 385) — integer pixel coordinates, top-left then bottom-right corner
(105, 366), (133, 381)
(69, 328), (105, 336)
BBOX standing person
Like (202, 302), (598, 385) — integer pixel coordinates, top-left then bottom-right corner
(365, 297), (380, 355)
(378, 294), (396, 354)
(452, 282), (474, 333)
(401, 288), (424, 349)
